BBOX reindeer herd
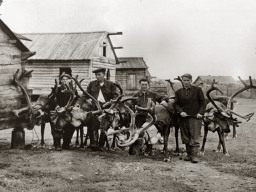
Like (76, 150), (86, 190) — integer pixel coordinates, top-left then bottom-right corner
(11, 69), (256, 161)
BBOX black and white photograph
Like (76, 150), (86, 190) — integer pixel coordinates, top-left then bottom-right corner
(0, 0), (256, 191)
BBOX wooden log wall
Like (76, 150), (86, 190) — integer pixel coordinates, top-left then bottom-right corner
(0, 27), (25, 130)
(26, 60), (91, 96)
(116, 69), (146, 95)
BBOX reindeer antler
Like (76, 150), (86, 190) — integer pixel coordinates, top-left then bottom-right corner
(206, 79), (225, 113)
(227, 76), (256, 110)
(225, 76), (256, 121)
(65, 74), (103, 114)
(116, 98), (157, 147)
(174, 76), (184, 88)
(165, 79), (176, 92)
(12, 69), (34, 129)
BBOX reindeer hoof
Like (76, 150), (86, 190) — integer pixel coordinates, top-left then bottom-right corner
(233, 135), (237, 139)
(163, 157), (171, 162)
(224, 153), (230, 156)
(199, 151), (205, 156)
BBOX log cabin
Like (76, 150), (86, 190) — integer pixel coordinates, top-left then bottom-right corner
(21, 32), (121, 97)
(116, 57), (151, 95)
(0, 19), (34, 131)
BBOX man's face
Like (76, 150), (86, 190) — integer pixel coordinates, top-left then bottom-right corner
(61, 76), (69, 86)
(140, 81), (149, 92)
(182, 77), (192, 88)
(96, 72), (105, 82)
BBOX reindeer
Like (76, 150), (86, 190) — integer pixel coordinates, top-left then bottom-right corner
(200, 77), (256, 155)
(12, 69), (45, 130)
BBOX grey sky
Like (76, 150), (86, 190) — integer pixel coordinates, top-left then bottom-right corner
(1, 0), (256, 80)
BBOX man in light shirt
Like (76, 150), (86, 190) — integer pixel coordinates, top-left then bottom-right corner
(79, 68), (118, 150)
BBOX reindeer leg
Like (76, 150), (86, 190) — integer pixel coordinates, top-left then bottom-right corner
(163, 126), (171, 162)
(174, 124), (179, 153)
(111, 134), (116, 150)
(199, 124), (208, 155)
(217, 128), (229, 155)
(75, 128), (79, 146)
(41, 122), (46, 147)
(80, 126), (84, 148)
(232, 124), (237, 139)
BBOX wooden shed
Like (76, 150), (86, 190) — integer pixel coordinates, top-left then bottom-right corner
(0, 19), (34, 130)
(116, 57), (151, 94)
(21, 32), (120, 96)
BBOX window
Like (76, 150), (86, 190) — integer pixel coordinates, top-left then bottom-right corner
(59, 68), (72, 78)
(127, 74), (136, 90)
(103, 42), (107, 57)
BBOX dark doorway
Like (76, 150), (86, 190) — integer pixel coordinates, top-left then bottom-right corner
(59, 68), (72, 78)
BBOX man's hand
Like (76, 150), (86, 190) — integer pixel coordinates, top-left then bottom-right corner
(197, 113), (203, 119)
(180, 112), (188, 117)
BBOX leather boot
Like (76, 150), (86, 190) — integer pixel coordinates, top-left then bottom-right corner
(184, 144), (192, 161)
(56, 138), (62, 151)
(191, 146), (199, 163)
(98, 131), (106, 151)
(62, 137), (71, 149)
(89, 128), (99, 151)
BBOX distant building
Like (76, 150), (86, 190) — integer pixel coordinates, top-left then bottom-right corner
(193, 75), (250, 98)
(21, 32), (120, 96)
(116, 57), (151, 94)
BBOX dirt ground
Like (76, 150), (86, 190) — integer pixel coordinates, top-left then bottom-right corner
(0, 98), (256, 192)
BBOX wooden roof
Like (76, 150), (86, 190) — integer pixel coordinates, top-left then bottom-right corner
(194, 75), (237, 85)
(21, 32), (117, 61)
(0, 19), (30, 52)
(116, 57), (148, 69)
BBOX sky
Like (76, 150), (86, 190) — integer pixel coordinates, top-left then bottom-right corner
(1, 0), (256, 80)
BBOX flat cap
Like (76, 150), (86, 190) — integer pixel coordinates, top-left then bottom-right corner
(92, 68), (106, 74)
(181, 73), (192, 79)
(60, 73), (71, 80)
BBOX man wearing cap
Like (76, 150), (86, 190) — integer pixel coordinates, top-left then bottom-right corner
(133, 78), (169, 128)
(79, 68), (118, 150)
(174, 73), (206, 163)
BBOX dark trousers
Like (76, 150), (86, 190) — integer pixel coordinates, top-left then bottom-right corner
(180, 117), (202, 147)
(86, 114), (100, 148)
(135, 114), (147, 128)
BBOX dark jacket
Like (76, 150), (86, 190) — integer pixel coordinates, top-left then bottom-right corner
(133, 90), (167, 108)
(86, 79), (118, 101)
(174, 86), (206, 116)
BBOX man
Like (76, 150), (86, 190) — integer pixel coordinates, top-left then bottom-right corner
(174, 73), (206, 163)
(52, 74), (77, 150)
(79, 68), (118, 150)
(133, 78), (169, 128)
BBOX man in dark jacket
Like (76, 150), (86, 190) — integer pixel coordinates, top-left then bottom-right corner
(133, 78), (169, 128)
(174, 73), (206, 163)
(78, 68), (118, 150)
(52, 74), (77, 150)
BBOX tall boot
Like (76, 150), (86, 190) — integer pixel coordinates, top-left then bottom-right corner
(191, 146), (199, 163)
(62, 137), (71, 149)
(184, 144), (192, 161)
(98, 131), (106, 151)
(56, 138), (62, 151)
(89, 127), (99, 151)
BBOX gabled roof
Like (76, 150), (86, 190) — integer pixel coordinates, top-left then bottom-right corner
(0, 19), (29, 52)
(116, 57), (148, 69)
(194, 75), (237, 85)
(21, 32), (117, 61)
